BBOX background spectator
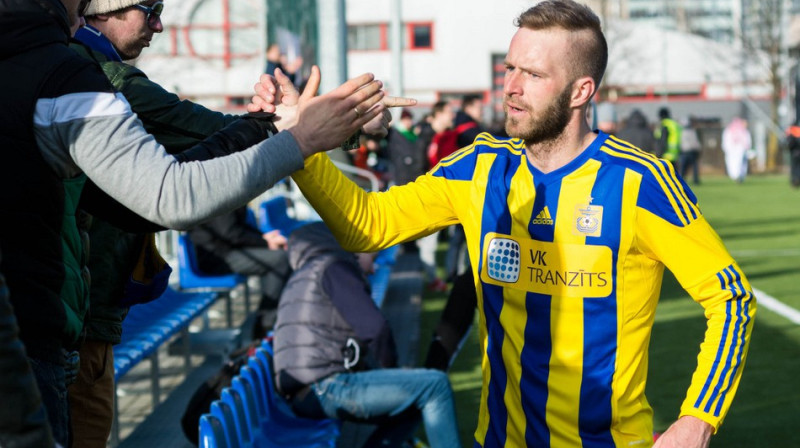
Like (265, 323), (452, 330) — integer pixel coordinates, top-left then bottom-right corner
(616, 108), (656, 154)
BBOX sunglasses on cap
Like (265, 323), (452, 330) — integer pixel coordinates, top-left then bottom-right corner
(133, 1), (164, 29)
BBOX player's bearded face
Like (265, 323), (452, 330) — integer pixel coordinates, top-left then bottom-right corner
(504, 84), (572, 145)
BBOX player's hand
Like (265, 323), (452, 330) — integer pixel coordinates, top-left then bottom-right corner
(246, 73), (279, 114)
(653, 416), (712, 448)
(361, 96), (418, 138)
(288, 67), (386, 158)
(262, 229), (288, 250)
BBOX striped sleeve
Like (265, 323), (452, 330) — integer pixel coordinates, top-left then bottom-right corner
(636, 200), (756, 431)
(292, 153), (462, 252)
(680, 264), (755, 429)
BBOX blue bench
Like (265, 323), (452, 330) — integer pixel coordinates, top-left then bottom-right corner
(111, 287), (218, 445)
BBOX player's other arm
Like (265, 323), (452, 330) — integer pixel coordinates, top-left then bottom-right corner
(638, 201), (755, 445)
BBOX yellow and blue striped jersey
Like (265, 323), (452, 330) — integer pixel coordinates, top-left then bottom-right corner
(292, 131), (755, 448)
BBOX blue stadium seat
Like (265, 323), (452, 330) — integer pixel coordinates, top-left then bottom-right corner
(368, 245), (399, 307)
(199, 414), (228, 448)
(240, 365), (266, 419)
(250, 347), (340, 447)
(176, 233), (248, 326)
(210, 401), (237, 448)
(177, 233), (246, 290)
(221, 387), (253, 448)
(257, 196), (317, 236)
(232, 376), (261, 432)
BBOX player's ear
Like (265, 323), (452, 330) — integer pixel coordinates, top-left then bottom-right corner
(571, 76), (595, 109)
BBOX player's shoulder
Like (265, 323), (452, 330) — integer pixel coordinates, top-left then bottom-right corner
(603, 135), (700, 225)
(472, 132), (524, 156)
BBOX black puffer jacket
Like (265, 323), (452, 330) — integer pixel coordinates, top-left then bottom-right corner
(0, 250), (55, 448)
(0, 0), (106, 355)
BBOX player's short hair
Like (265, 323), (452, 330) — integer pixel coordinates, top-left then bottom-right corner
(515, 0), (608, 89)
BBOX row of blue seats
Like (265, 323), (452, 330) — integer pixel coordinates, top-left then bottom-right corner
(111, 287), (221, 445)
(200, 342), (340, 448)
(113, 288), (218, 381)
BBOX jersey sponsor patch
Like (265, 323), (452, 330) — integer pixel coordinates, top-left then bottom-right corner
(485, 237), (521, 283)
(481, 232), (613, 298)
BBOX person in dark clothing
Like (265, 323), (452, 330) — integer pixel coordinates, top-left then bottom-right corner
(424, 270), (477, 372)
(265, 43), (303, 84)
(1, 251), (55, 448)
(786, 123), (800, 187)
(188, 205), (291, 338)
(454, 94), (484, 148)
(387, 108), (423, 186)
(388, 108), (448, 291)
(443, 96), (486, 284)
(273, 223), (459, 448)
(680, 117), (702, 185)
(616, 108), (656, 154)
(0, 0), (391, 443)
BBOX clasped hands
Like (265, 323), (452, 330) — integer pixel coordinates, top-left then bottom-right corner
(247, 66), (416, 158)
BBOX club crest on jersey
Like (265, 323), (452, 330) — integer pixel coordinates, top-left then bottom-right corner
(486, 237), (521, 283)
(575, 204), (603, 237)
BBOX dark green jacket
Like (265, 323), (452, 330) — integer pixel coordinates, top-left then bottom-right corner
(71, 42), (238, 344)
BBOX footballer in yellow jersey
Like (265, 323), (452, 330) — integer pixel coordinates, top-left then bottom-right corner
(292, 130), (754, 448)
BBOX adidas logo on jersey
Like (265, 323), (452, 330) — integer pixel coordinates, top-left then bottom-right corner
(532, 206), (554, 225)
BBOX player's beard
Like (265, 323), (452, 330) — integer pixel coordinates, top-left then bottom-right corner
(504, 85), (572, 146)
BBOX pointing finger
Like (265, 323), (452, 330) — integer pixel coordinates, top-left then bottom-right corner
(383, 96), (417, 108)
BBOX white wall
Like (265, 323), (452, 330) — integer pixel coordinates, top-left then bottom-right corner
(345, 0), (532, 103)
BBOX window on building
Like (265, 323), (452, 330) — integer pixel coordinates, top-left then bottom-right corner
(408, 22), (433, 49)
(348, 24), (385, 51)
(347, 22), (434, 51)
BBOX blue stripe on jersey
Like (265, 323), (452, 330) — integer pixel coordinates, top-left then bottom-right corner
(522, 292), (552, 448)
(716, 267), (753, 414)
(578, 167), (621, 447)
(431, 146), (478, 181)
(708, 267), (753, 416)
(604, 137), (698, 224)
(520, 178), (558, 447)
(695, 267), (736, 409)
(479, 154), (520, 447)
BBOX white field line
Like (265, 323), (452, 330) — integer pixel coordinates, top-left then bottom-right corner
(731, 249), (800, 258)
(753, 288), (800, 325)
